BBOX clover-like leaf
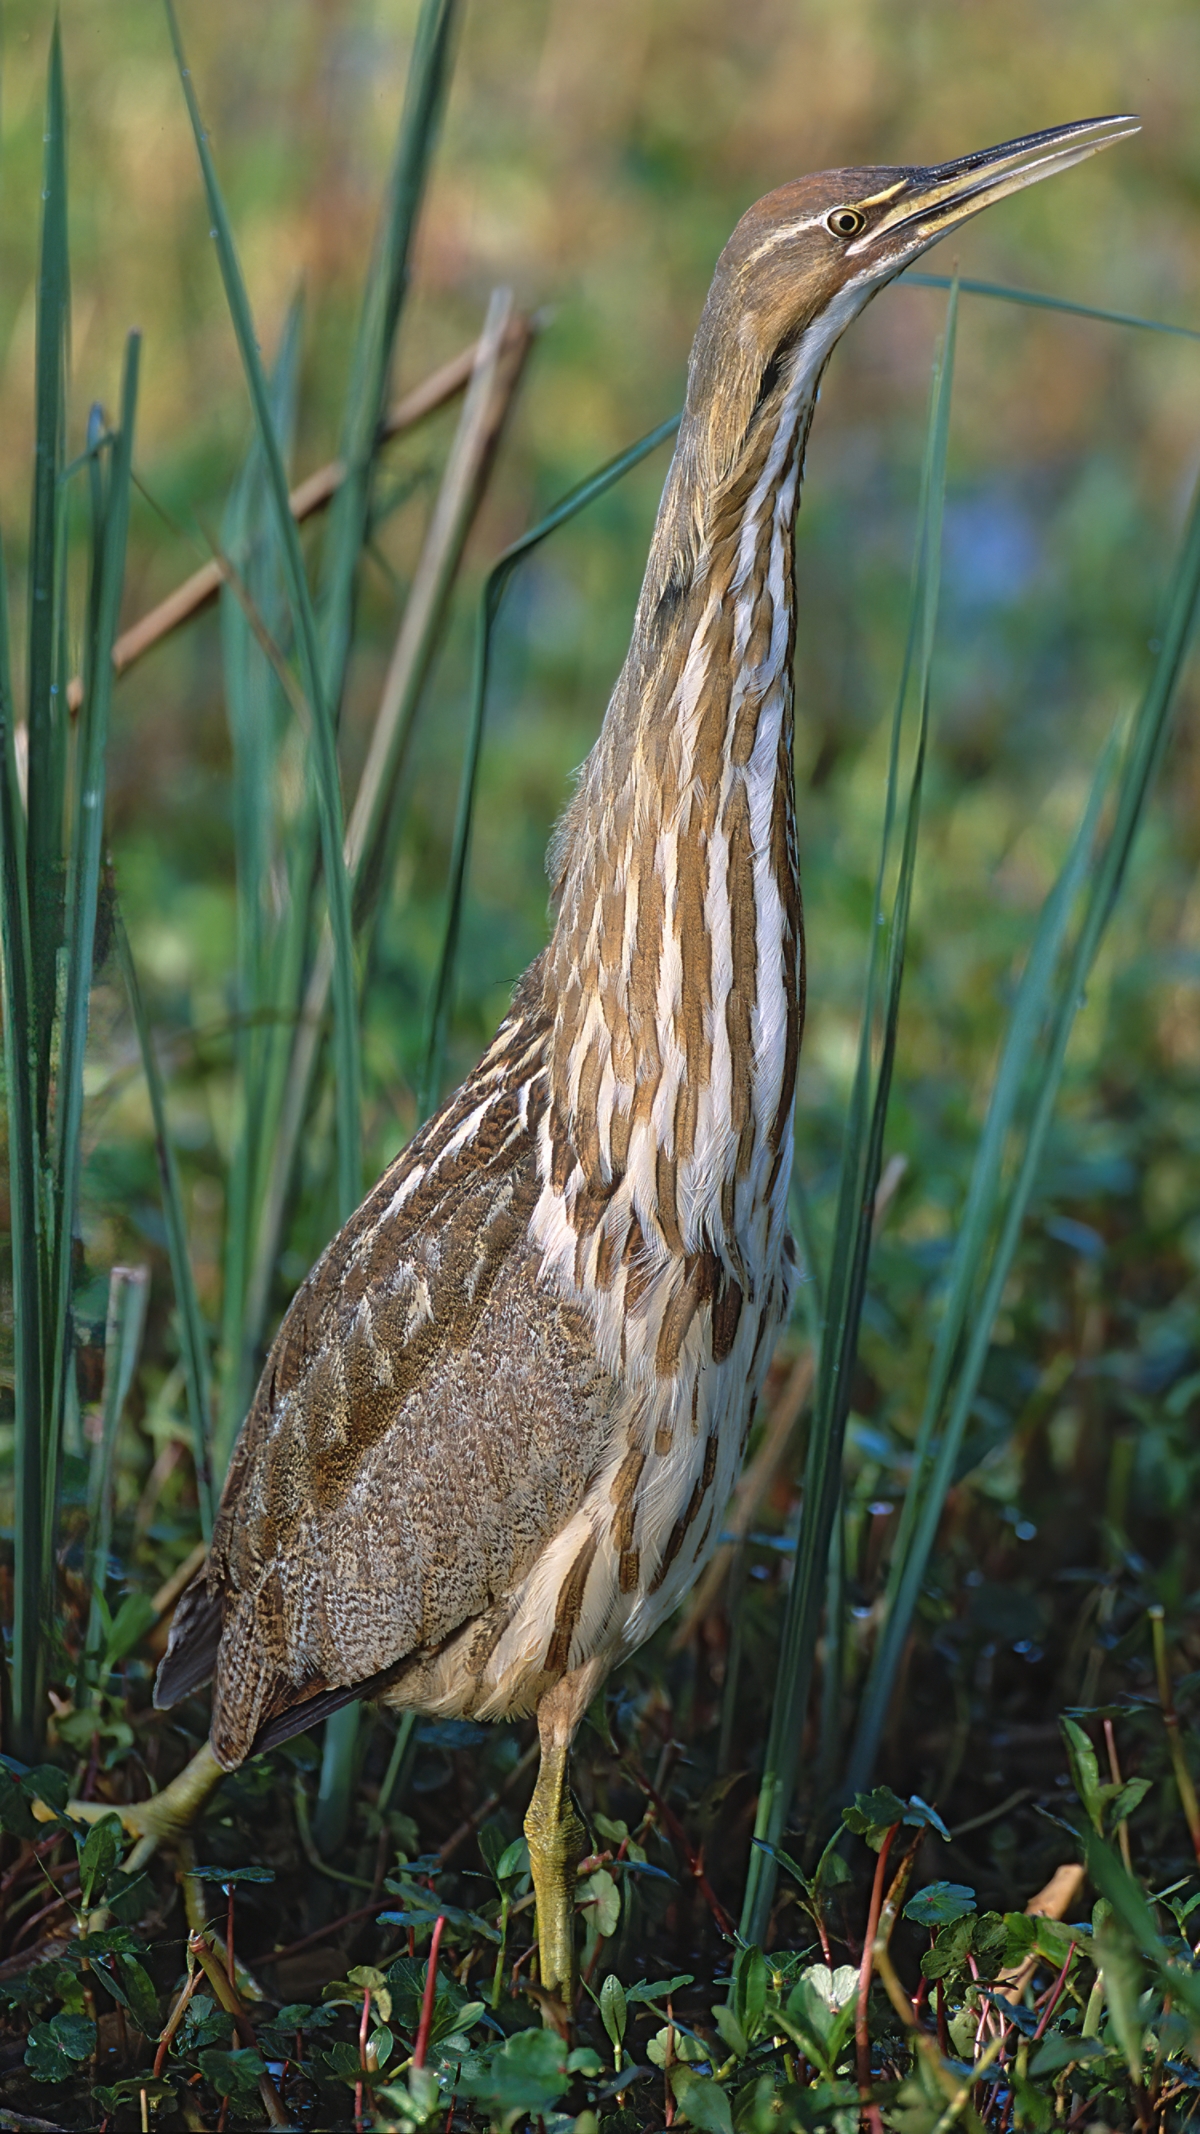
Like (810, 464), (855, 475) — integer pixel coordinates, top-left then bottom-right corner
(904, 1881), (977, 1929)
(646, 2026), (707, 2069)
(25, 2012), (96, 2083)
(842, 1786), (908, 1848)
(198, 2046), (266, 2100)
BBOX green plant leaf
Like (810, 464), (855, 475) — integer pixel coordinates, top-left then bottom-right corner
(1028, 2032), (1108, 2078)
(1061, 1718), (1104, 1834)
(599, 1971), (627, 2055)
(198, 2046), (266, 2100)
(454, 2026), (578, 2115)
(730, 1945), (769, 2040)
(189, 1864), (277, 1886)
(77, 1814), (122, 1908)
(670, 2069), (734, 2133)
(647, 2027), (707, 2069)
(100, 1591), (157, 1672)
(712, 2002), (749, 2059)
(578, 1866), (620, 1937)
(904, 1882), (977, 1928)
(842, 1787), (907, 1848)
(25, 2011), (96, 2083)
(625, 1974), (695, 2004)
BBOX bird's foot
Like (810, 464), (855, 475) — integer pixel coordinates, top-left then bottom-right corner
(30, 1740), (226, 1867)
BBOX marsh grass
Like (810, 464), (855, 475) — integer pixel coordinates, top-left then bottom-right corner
(1, 13), (1200, 2131)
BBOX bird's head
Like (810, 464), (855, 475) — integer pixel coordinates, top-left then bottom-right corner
(686, 114), (1139, 495)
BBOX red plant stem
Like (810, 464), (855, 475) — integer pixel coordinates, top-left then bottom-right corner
(225, 1884), (238, 2051)
(413, 1913), (446, 2071)
(1031, 1943), (1077, 2042)
(856, 1825), (896, 2134)
(153, 1962), (204, 2079)
(355, 1983), (371, 2134)
(629, 1763), (735, 1936)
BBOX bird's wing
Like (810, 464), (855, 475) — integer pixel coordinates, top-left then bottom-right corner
(157, 960), (620, 1767)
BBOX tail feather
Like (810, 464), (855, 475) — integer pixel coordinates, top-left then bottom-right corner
(154, 1572), (223, 1709)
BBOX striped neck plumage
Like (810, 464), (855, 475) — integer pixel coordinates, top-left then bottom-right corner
(536, 310), (839, 1272)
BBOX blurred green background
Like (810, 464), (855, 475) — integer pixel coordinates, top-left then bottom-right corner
(1, 0), (1198, 1543)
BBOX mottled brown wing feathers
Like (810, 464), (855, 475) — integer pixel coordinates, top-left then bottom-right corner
(157, 959), (620, 1769)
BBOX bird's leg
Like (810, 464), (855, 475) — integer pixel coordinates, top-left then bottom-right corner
(31, 1740), (226, 1869)
(525, 1665), (601, 2003)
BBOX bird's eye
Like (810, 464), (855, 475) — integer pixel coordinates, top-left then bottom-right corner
(827, 206), (866, 238)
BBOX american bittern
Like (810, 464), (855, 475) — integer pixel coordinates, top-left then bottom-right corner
(82, 114), (1137, 1998)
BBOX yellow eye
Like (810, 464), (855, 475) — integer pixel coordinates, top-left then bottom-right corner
(827, 206), (866, 238)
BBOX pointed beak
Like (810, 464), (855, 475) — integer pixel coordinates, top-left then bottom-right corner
(861, 113), (1140, 258)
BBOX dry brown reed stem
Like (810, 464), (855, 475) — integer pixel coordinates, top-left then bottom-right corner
(1104, 1716), (1135, 1873)
(245, 295), (534, 1339)
(151, 1538), (208, 1621)
(187, 1930), (289, 2127)
(64, 338), (484, 715)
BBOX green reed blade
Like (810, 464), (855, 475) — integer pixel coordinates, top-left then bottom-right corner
(319, 0), (460, 705)
(78, 1265), (150, 1702)
(215, 298), (306, 1470)
(420, 411), (681, 1112)
(845, 745), (1111, 1790)
(165, 0), (361, 1227)
(740, 289), (958, 1946)
(814, 1496), (848, 1815)
(47, 335), (140, 1579)
(0, 528), (48, 1759)
(25, 23), (69, 1143)
(114, 909), (215, 1537)
(905, 270), (1200, 343)
(847, 451), (1200, 1792)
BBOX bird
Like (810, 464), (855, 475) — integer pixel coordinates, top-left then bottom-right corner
(76, 112), (1136, 1999)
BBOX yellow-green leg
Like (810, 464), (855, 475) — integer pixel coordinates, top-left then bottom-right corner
(524, 1730), (585, 1998)
(524, 1662), (603, 2003)
(32, 1740), (226, 1871)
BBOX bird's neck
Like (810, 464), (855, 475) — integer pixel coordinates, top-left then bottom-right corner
(540, 375), (816, 1275)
